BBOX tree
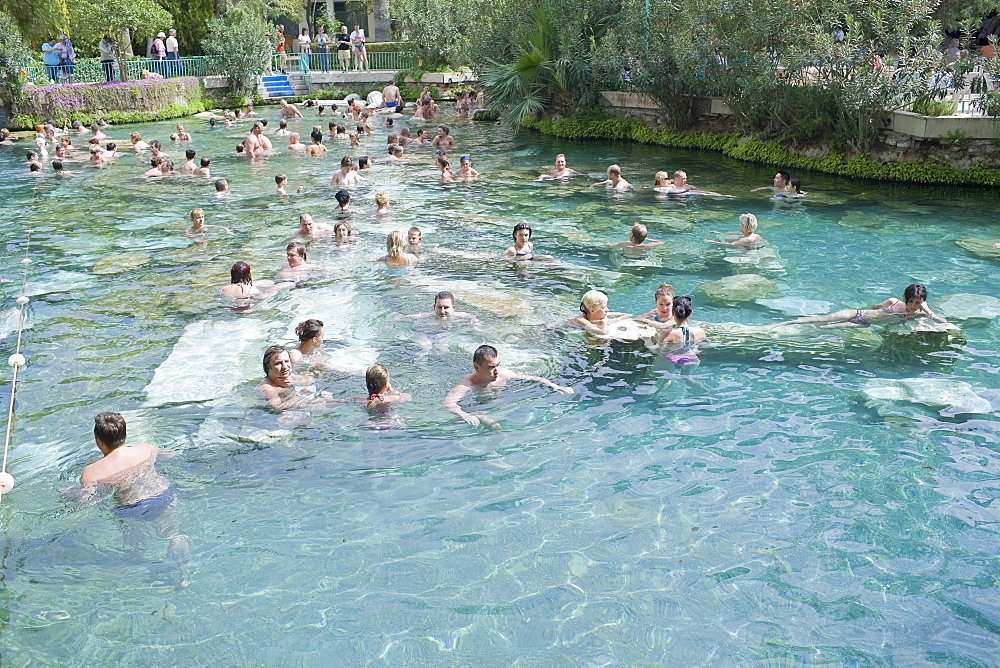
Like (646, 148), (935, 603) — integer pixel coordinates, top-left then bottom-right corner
(0, 0), (72, 54)
(76, 0), (172, 81)
(163, 0), (216, 55)
(0, 13), (32, 112)
(202, 6), (272, 98)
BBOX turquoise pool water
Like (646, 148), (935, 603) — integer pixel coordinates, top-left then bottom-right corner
(1, 110), (999, 664)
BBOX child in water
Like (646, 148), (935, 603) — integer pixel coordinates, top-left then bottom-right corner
(349, 365), (411, 425)
(636, 283), (676, 331)
(571, 289), (633, 335)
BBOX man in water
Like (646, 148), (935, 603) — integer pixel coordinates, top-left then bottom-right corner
(259, 345), (335, 410)
(279, 98), (304, 118)
(382, 82), (401, 111)
(79, 412), (189, 566)
(276, 242), (320, 280)
(664, 170), (724, 196)
(444, 344), (573, 426)
(617, 223), (665, 256)
(178, 148), (197, 174)
(404, 291), (478, 323)
(244, 121), (272, 157)
(432, 125), (456, 151)
(538, 153), (582, 180)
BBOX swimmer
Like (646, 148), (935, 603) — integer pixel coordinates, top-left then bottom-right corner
(0, 128), (13, 145)
(618, 223), (665, 251)
(235, 143), (246, 156)
(158, 159), (174, 175)
(538, 153), (583, 180)
(403, 291), (477, 323)
(503, 222), (554, 261)
(432, 125), (456, 150)
(306, 130), (327, 156)
(374, 191), (390, 214)
(78, 412), (188, 566)
(571, 289), (633, 335)
(751, 170), (793, 195)
(295, 212), (334, 238)
(89, 123), (109, 140)
(637, 283), (676, 330)
(149, 140), (167, 159)
(330, 155), (363, 186)
(349, 364), (411, 413)
(590, 164), (632, 191)
(705, 213), (765, 248)
(103, 142), (119, 159)
(279, 98), (305, 118)
(398, 127), (411, 147)
(358, 155), (373, 170)
(444, 344), (573, 427)
(88, 145), (107, 165)
(277, 241), (320, 279)
(194, 157), (211, 177)
(130, 132), (150, 152)
(334, 189), (356, 214)
(244, 121), (271, 157)
(215, 178), (229, 193)
(52, 159), (72, 175)
(350, 133), (361, 147)
(288, 318), (324, 363)
(373, 230), (419, 268)
(274, 119), (291, 137)
(28, 161), (42, 175)
(287, 132), (306, 151)
(455, 155), (480, 178)
(220, 261), (263, 308)
(406, 226), (439, 253)
(186, 208), (232, 237)
(437, 155), (453, 181)
(175, 124), (191, 141)
(333, 221), (355, 243)
(386, 145), (404, 162)
(662, 170), (725, 196)
(143, 156), (163, 177)
(656, 296), (706, 365)
(275, 173), (302, 196)
(769, 283), (947, 329)
(178, 148), (197, 174)
(259, 345), (334, 410)
(411, 128), (429, 146)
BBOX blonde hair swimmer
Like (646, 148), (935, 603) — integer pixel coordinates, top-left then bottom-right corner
(705, 213), (765, 249)
(372, 230), (419, 268)
(571, 290), (650, 339)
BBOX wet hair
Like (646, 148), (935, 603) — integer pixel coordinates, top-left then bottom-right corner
(262, 345), (287, 374)
(789, 177), (803, 194)
(200, 157), (210, 167)
(739, 213), (758, 233)
(311, 130), (323, 143)
(654, 283), (675, 301)
(580, 290), (608, 314)
(386, 230), (405, 257)
(286, 241), (306, 259)
(776, 170), (791, 186)
(94, 412), (127, 448)
(386, 118), (393, 127)
(209, 118), (217, 128)
(170, 133), (179, 141)
(161, 159), (174, 171)
(673, 170), (687, 179)
(333, 221), (351, 237)
(416, 128), (427, 137)
(512, 222), (532, 240)
(654, 170), (669, 184)
(473, 344), (498, 366)
(29, 162), (41, 172)
(336, 124), (346, 134)
(236, 143), (245, 153)
(335, 189), (350, 207)
(215, 178), (229, 192)
(230, 261), (252, 285)
(399, 127), (410, 137)
(436, 155), (450, 169)
(149, 140), (160, 150)
(329, 121), (337, 131)
(673, 296), (693, 321)
(185, 149), (196, 159)
(150, 156), (162, 167)
(630, 223), (648, 243)
(190, 208), (205, 220)
(260, 119), (269, 127)
(340, 155), (353, 169)
(52, 160), (64, 171)
(374, 191), (388, 207)
(279, 119), (288, 129)
(275, 173), (287, 185)
(26, 150), (37, 161)
(438, 125), (449, 135)
(434, 291), (454, 305)
(408, 226), (421, 236)
(295, 318), (324, 341)
(390, 145), (403, 157)
(607, 164), (622, 177)
(904, 283), (928, 303)
(387, 133), (398, 145)
(356, 125), (364, 134)
(365, 364), (389, 396)
(358, 156), (371, 169)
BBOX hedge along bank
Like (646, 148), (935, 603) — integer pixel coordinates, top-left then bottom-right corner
(523, 114), (1000, 187)
(12, 77), (209, 129)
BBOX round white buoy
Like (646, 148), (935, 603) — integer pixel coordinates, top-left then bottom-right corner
(0, 472), (14, 493)
(8, 353), (26, 367)
(16, 296), (29, 305)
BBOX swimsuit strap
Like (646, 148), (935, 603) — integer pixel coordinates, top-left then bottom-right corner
(368, 393), (384, 402)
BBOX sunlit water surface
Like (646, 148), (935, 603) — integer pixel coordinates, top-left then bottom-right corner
(1, 110), (999, 665)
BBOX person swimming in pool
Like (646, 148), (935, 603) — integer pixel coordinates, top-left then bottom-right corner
(571, 289), (634, 335)
(348, 364), (411, 414)
(289, 318), (325, 364)
(186, 208), (232, 238)
(373, 230), (419, 268)
(538, 153), (582, 180)
(402, 291), (478, 324)
(752, 170), (793, 196)
(636, 283), (677, 332)
(590, 164), (632, 191)
(444, 344), (573, 427)
(259, 345), (338, 411)
(618, 223), (665, 255)
(503, 223), (554, 261)
(704, 213), (765, 249)
(656, 296), (706, 365)
(277, 242), (321, 280)
(769, 284), (947, 329)
(661, 170), (726, 196)
(78, 412), (189, 568)
(294, 212), (334, 238)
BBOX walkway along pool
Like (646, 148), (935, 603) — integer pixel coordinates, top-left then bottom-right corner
(0, 110), (999, 664)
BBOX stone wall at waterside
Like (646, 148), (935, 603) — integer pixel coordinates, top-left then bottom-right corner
(13, 77), (208, 128)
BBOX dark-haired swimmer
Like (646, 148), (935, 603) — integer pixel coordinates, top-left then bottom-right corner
(259, 345), (338, 411)
(503, 223), (553, 261)
(277, 242), (321, 280)
(769, 284), (947, 329)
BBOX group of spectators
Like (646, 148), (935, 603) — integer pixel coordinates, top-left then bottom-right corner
(274, 23), (370, 72)
(40, 29), (181, 84)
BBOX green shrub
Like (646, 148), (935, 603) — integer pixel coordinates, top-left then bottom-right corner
(911, 97), (958, 117)
(366, 41), (418, 53)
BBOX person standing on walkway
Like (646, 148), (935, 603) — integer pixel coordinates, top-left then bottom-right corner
(337, 25), (352, 71)
(99, 35), (116, 81)
(297, 28), (311, 70)
(152, 32), (167, 76)
(275, 25), (287, 73)
(315, 26), (330, 71)
(165, 28), (179, 76)
(58, 35), (76, 83)
(42, 37), (61, 84)
(350, 24), (368, 71)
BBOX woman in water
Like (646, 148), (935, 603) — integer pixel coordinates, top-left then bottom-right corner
(770, 284), (946, 329)
(289, 319), (324, 363)
(705, 213), (765, 249)
(658, 296), (706, 366)
(571, 290), (633, 335)
(333, 221), (355, 244)
(503, 223), (554, 261)
(637, 283), (676, 331)
(455, 155), (480, 178)
(373, 230), (419, 268)
(220, 261), (263, 310)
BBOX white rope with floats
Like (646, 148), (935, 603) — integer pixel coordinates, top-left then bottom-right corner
(0, 222), (33, 503)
